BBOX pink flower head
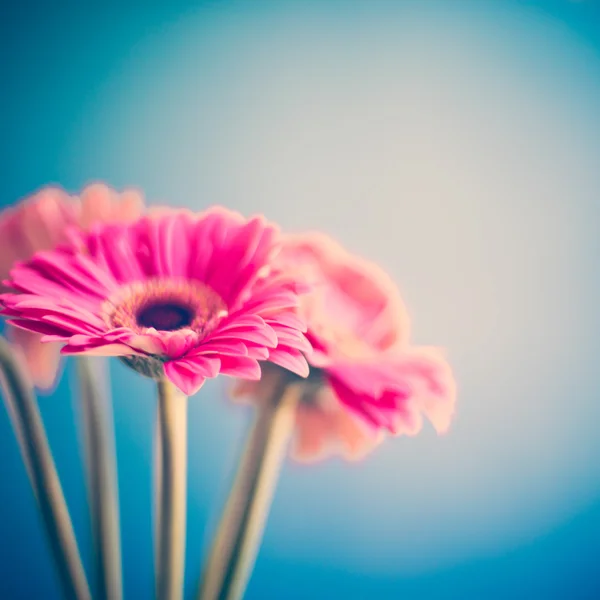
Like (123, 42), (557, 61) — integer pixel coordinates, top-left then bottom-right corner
(233, 232), (456, 463)
(0, 208), (310, 396)
(0, 184), (145, 388)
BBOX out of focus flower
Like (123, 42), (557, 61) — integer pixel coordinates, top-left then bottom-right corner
(0, 184), (144, 388)
(1, 208), (310, 396)
(233, 232), (456, 462)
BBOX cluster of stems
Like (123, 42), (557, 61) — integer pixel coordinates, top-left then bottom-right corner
(0, 336), (299, 600)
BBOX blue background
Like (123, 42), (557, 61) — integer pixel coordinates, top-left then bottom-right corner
(2, 1), (600, 598)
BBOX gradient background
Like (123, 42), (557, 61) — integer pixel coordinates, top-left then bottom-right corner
(2, 1), (600, 598)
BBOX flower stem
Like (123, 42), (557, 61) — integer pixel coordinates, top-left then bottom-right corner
(76, 357), (122, 600)
(197, 380), (301, 600)
(155, 378), (188, 600)
(0, 337), (91, 600)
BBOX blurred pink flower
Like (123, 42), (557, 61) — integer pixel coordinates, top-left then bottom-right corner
(1, 208), (310, 396)
(233, 232), (456, 463)
(0, 184), (145, 388)
(77, 183), (144, 229)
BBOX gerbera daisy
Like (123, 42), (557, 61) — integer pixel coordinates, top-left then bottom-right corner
(0, 207), (310, 396)
(233, 231), (456, 462)
(199, 231), (456, 600)
(0, 183), (144, 388)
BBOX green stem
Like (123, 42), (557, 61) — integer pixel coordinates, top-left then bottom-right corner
(76, 357), (122, 600)
(0, 337), (91, 600)
(197, 380), (300, 600)
(155, 378), (188, 600)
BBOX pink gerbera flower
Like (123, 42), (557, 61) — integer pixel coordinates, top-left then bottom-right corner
(0, 184), (144, 388)
(234, 232), (456, 462)
(0, 208), (310, 396)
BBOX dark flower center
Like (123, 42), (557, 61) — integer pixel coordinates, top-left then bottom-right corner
(136, 303), (194, 331)
(104, 277), (229, 339)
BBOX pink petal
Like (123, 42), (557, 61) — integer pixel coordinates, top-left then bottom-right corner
(8, 318), (73, 337)
(175, 356), (221, 378)
(219, 356), (262, 380)
(208, 321), (278, 348)
(8, 325), (62, 390)
(267, 347), (310, 378)
(61, 343), (137, 357)
(164, 361), (206, 396)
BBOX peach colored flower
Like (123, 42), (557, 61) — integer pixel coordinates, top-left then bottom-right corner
(1, 208), (310, 396)
(0, 184), (144, 388)
(233, 232), (456, 463)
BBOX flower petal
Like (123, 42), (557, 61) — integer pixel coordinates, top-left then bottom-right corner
(164, 360), (206, 396)
(267, 347), (310, 378)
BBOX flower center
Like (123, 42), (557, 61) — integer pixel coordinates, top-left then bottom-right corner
(103, 277), (228, 335)
(136, 303), (193, 331)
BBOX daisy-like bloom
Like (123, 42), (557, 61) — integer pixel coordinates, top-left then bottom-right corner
(0, 184), (144, 388)
(233, 232), (456, 463)
(0, 209), (310, 396)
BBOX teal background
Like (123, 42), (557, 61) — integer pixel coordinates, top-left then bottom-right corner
(2, 2), (600, 598)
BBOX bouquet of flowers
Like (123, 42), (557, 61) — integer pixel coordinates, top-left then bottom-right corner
(0, 184), (456, 600)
